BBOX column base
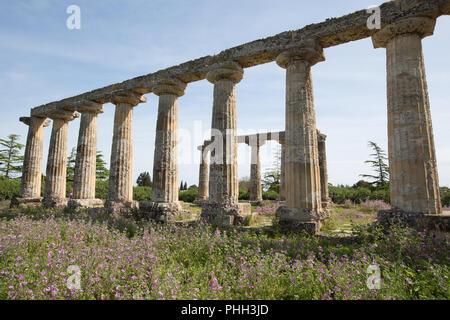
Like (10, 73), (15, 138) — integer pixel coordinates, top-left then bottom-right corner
(250, 199), (264, 206)
(105, 200), (139, 215)
(10, 197), (43, 208)
(68, 199), (104, 209)
(275, 206), (330, 234)
(322, 199), (332, 208)
(201, 201), (252, 227)
(139, 201), (187, 222)
(43, 197), (68, 209)
(194, 196), (208, 205)
(378, 209), (450, 232)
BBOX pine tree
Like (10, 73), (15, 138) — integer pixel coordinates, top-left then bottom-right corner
(96, 151), (109, 181)
(360, 141), (390, 189)
(0, 134), (24, 178)
(136, 172), (152, 187)
(66, 147), (77, 183)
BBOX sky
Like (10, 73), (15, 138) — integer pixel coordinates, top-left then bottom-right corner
(0, 0), (449, 188)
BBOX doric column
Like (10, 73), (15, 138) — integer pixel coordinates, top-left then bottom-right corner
(106, 91), (146, 208)
(249, 143), (263, 203)
(195, 142), (210, 203)
(148, 79), (186, 220)
(201, 62), (251, 226)
(317, 130), (330, 208)
(373, 17), (442, 215)
(44, 110), (79, 208)
(279, 137), (286, 201)
(71, 101), (104, 207)
(275, 40), (329, 234)
(12, 116), (51, 206)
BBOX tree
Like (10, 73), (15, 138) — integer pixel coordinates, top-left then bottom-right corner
(0, 134), (24, 178)
(66, 147), (77, 183)
(136, 172), (152, 187)
(360, 141), (390, 189)
(184, 181), (188, 190)
(262, 145), (281, 192)
(96, 151), (109, 181)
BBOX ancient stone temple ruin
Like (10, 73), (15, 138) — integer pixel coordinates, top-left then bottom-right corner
(13, 0), (450, 233)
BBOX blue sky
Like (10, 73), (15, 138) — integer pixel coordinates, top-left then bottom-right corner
(0, 0), (449, 187)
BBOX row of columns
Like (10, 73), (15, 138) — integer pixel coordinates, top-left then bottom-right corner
(16, 15), (443, 232)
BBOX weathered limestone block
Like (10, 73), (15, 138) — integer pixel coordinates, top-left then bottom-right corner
(44, 110), (79, 208)
(106, 91), (146, 210)
(195, 143), (210, 203)
(373, 17), (442, 216)
(317, 130), (331, 208)
(147, 79), (187, 220)
(139, 201), (189, 222)
(275, 40), (329, 234)
(201, 61), (251, 226)
(11, 117), (51, 207)
(72, 101), (104, 207)
(441, 2), (450, 14)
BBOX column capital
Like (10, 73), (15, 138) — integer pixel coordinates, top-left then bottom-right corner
(72, 100), (104, 114)
(46, 109), (79, 122)
(152, 78), (187, 97)
(206, 61), (244, 84)
(110, 90), (147, 106)
(372, 17), (436, 48)
(20, 116), (51, 127)
(317, 130), (327, 142)
(276, 39), (325, 69)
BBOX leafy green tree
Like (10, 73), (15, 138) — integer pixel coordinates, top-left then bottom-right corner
(0, 134), (24, 178)
(96, 151), (109, 181)
(66, 147), (77, 183)
(136, 172), (152, 187)
(262, 145), (281, 192)
(360, 141), (389, 189)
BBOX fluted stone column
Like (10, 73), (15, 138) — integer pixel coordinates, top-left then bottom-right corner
(279, 140), (286, 201)
(147, 79), (186, 221)
(249, 144), (263, 203)
(201, 62), (251, 226)
(195, 143), (210, 203)
(106, 91), (146, 210)
(12, 116), (51, 207)
(373, 17), (442, 218)
(275, 40), (329, 234)
(70, 101), (104, 208)
(317, 130), (330, 208)
(44, 110), (79, 208)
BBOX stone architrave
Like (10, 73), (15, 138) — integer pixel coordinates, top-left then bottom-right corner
(106, 91), (146, 211)
(43, 110), (79, 208)
(201, 62), (251, 226)
(11, 116), (51, 207)
(195, 142), (210, 203)
(146, 79), (187, 221)
(317, 130), (331, 208)
(70, 101), (104, 208)
(372, 17), (442, 219)
(274, 40), (330, 234)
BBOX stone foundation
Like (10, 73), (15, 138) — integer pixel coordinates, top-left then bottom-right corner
(275, 206), (330, 234)
(68, 199), (104, 210)
(43, 197), (68, 209)
(10, 197), (42, 208)
(378, 210), (450, 232)
(139, 201), (187, 222)
(201, 202), (252, 227)
(105, 200), (139, 215)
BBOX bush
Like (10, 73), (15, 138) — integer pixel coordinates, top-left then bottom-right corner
(263, 190), (279, 200)
(441, 187), (450, 207)
(238, 188), (249, 200)
(95, 180), (109, 200)
(329, 185), (389, 205)
(179, 189), (198, 203)
(133, 186), (152, 202)
(0, 176), (20, 200)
